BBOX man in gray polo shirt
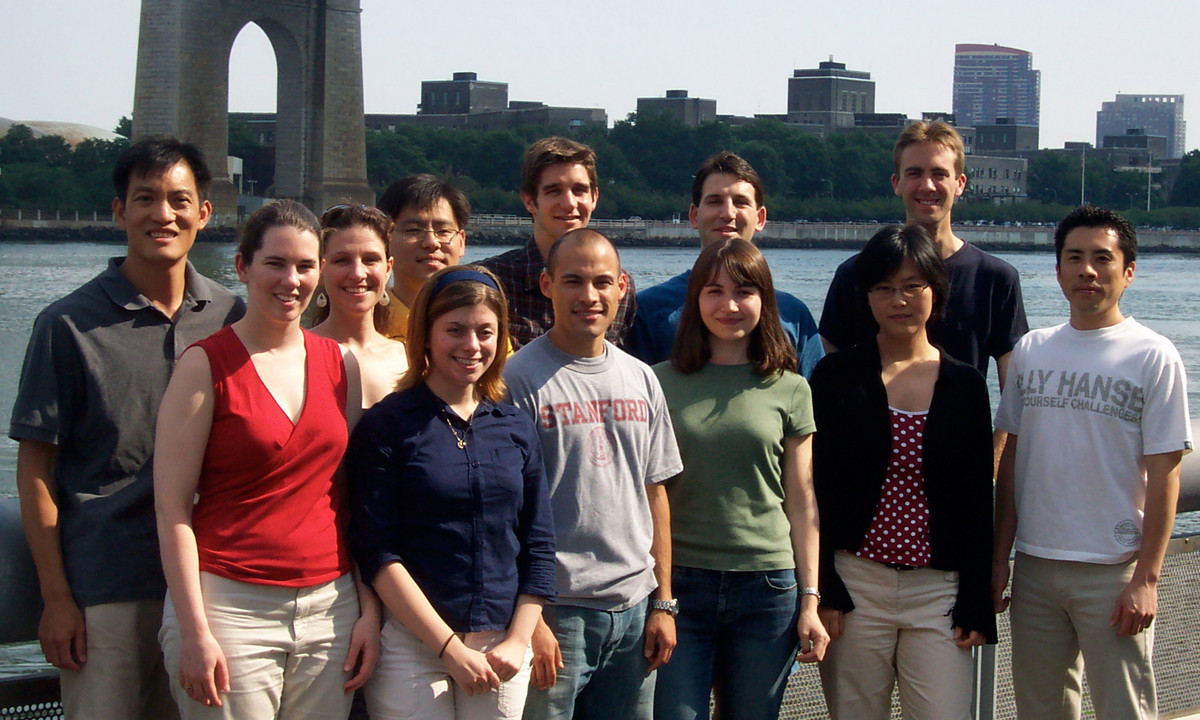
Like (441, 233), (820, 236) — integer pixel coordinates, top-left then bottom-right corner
(10, 138), (244, 720)
(504, 229), (682, 720)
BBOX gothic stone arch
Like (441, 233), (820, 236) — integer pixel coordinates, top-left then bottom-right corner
(132, 0), (373, 217)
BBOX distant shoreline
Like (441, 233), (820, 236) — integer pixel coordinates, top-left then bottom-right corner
(3, 225), (1200, 254)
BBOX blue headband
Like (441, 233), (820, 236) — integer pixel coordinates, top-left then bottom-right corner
(429, 269), (500, 298)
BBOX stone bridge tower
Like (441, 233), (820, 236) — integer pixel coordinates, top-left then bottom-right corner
(131, 0), (373, 218)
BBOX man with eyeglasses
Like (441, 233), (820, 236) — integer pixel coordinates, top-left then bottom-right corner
(376, 174), (470, 343)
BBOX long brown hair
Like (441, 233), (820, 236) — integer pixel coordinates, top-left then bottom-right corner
(671, 239), (796, 377)
(397, 265), (510, 404)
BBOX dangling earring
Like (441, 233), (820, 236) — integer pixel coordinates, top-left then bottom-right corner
(316, 290), (328, 308)
(378, 289), (390, 306)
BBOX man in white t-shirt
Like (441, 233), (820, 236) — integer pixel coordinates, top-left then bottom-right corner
(993, 205), (1193, 720)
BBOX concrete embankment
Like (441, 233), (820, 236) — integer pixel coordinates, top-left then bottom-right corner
(4, 216), (1200, 252)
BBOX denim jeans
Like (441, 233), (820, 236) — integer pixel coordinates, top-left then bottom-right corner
(653, 567), (799, 720)
(523, 599), (651, 720)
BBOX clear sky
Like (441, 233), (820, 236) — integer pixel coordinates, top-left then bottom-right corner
(2, 0), (1196, 153)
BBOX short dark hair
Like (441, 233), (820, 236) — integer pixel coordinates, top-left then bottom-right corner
(671, 239), (796, 377)
(377, 174), (471, 229)
(521, 137), (597, 202)
(854, 225), (950, 323)
(544, 228), (619, 278)
(238, 200), (320, 264)
(1054, 205), (1138, 268)
(691, 151), (764, 208)
(113, 137), (213, 202)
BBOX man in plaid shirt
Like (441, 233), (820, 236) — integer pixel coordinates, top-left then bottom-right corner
(479, 137), (637, 350)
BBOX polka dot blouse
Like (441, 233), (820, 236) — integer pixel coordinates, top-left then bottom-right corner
(856, 408), (933, 567)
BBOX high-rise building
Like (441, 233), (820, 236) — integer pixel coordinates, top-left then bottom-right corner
(787, 58), (875, 132)
(1096, 94), (1185, 159)
(952, 44), (1040, 128)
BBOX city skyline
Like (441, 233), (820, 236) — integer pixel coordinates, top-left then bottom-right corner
(2, 0), (1197, 154)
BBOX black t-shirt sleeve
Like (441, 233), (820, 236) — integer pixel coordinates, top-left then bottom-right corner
(818, 256), (872, 352)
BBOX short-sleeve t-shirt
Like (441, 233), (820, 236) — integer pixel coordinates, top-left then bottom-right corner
(503, 336), (683, 611)
(653, 362), (815, 572)
(819, 241), (1027, 377)
(994, 318), (1193, 563)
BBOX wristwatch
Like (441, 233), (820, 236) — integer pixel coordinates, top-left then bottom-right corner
(650, 598), (679, 616)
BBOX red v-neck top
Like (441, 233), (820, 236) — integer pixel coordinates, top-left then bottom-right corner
(190, 326), (352, 587)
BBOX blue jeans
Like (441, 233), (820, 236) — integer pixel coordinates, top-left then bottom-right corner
(523, 600), (651, 720)
(653, 567), (799, 720)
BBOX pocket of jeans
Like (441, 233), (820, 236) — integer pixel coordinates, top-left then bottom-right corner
(763, 569), (798, 592)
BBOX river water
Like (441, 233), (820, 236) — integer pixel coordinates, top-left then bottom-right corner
(1, 239), (1199, 675)
(2, 239), (1199, 496)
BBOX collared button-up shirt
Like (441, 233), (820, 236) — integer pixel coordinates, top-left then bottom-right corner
(9, 258), (244, 607)
(478, 239), (638, 350)
(346, 383), (556, 632)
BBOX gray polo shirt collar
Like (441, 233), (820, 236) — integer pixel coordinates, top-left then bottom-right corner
(97, 256), (213, 314)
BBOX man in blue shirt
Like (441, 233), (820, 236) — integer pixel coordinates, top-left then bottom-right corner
(625, 151), (823, 376)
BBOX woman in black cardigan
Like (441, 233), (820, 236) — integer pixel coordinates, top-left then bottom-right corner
(812, 225), (996, 720)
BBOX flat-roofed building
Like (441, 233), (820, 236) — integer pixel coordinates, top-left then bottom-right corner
(787, 58), (875, 132)
(953, 44), (1040, 128)
(637, 90), (717, 126)
(1097, 94), (1185, 158)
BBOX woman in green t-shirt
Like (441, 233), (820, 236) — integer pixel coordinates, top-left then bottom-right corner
(651, 238), (828, 720)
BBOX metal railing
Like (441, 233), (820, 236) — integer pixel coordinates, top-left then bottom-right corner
(3, 419), (1199, 719)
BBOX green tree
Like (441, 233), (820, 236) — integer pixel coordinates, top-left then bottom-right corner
(1170, 150), (1200, 206)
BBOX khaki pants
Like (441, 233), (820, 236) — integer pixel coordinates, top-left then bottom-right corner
(1011, 553), (1155, 720)
(59, 599), (178, 720)
(365, 615), (532, 720)
(819, 551), (975, 720)
(160, 572), (358, 720)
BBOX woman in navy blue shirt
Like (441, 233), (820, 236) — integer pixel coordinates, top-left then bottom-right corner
(346, 266), (556, 720)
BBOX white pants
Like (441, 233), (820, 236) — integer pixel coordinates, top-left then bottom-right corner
(59, 599), (178, 720)
(160, 572), (358, 720)
(819, 551), (975, 720)
(366, 614), (533, 720)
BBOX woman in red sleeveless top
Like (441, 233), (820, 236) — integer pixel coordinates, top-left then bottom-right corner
(154, 200), (378, 719)
(811, 225), (996, 720)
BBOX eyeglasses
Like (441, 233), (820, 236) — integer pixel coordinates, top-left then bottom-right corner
(867, 282), (930, 299)
(397, 227), (463, 244)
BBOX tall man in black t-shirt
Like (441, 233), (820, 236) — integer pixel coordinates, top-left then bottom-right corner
(819, 120), (1027, 384)
(818, 121), (1027, 465)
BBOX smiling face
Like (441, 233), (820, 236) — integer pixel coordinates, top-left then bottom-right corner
(1056, 225), (1135, 331)
(892, 142), (965, 231)
(236, 225), (322, 325)
(523, 162), (598, 256)
(389, 198), (465, 305)
(866, 257), (935, 339)
(540, 236), (627, 358)
(115, 160), (212, 270)
(689, 173), (767, 248)
(698, 266), (763, 355)
(322, 224), (393, 318)
(425, 302), (499, 396)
